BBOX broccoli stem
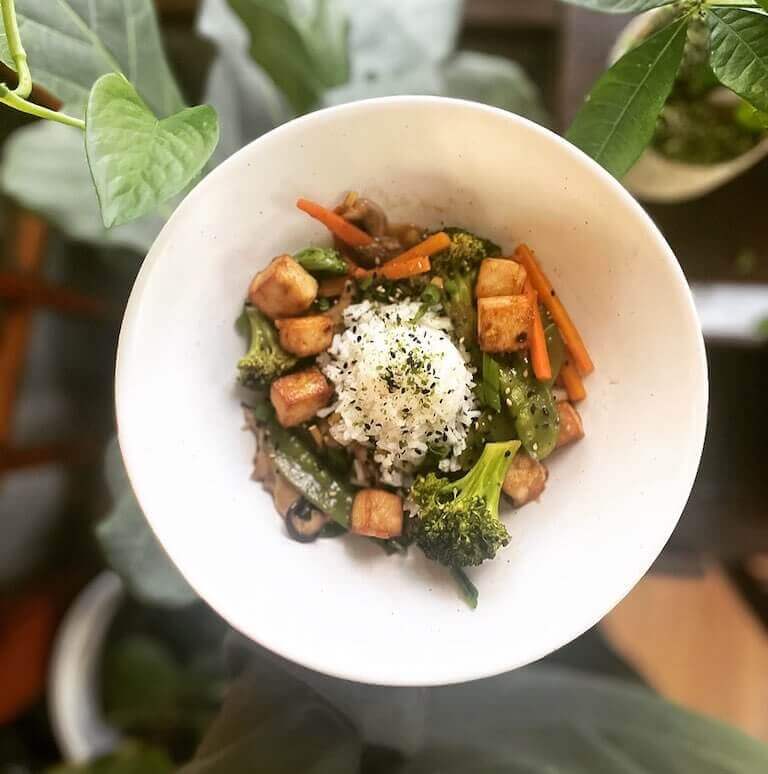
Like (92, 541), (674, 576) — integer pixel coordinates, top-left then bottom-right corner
(451, 567), (479, 610)
(457, 440), (520, 511)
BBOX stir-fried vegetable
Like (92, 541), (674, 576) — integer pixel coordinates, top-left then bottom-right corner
(525, 282), (552, 382)
(296, 198), (374, 247)
(514, 244), (594, 376)
(497, 355), (559, 461)
(237, 305), (297, 388)
(411, 440), (521, 568)
(293, 246), (348, 276)
(432, 228), (500, 356)
(257, 411), (355, 527)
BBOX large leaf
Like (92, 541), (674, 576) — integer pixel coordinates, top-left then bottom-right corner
(227, 0), (349, 114)
(558, 0), (677, 12)
(708, 8), (768, 114)
(566, 16), (688, 177)
(0, 0), (184, 117)
(181, 653), (768, 773)
(97, 438), (197, 608)
(0, 120), (161, 251)
(85, 74), (219, 228)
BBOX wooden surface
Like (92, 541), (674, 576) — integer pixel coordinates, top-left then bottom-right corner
(602, 566), (768, 742)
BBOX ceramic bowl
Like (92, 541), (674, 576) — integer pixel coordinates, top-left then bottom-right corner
(116, 96), (707, 686)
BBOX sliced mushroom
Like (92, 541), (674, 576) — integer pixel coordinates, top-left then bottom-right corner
(285, 497), (330, 543)
(341, 197), (389, 237)
(354, 236), (405, 268)
(273, 474), (301, 517)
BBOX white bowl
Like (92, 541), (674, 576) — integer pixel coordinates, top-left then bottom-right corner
(116, 96), (707, 686)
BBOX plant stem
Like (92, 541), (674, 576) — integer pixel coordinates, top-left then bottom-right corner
(1, 0), (31, 98)
(0, 86), (85, 129)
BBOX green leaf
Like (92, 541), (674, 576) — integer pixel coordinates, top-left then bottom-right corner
(566, 16), (688, 178)
(0, 0), (184, 117)
(47, 741), (173, 774)
(102, 636), (183, 731)
(558, 0), (676, 12)
(708, 8), (768, 114)
(0, 120), (162, 252)
(85, 74), (219, 228)
(97, 438), (197, 608)
(227, 0), (349, 114)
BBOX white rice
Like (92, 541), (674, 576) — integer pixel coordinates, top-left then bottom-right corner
(318, 300), (480, 486)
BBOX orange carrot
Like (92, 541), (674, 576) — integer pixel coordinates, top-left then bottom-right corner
(514, 244), (594, 376)
(377, 255), (432, 281)
(524, 281), (552, 382)
(560, 361), (587, 402)
(296, 198), (373, 247)
(386, 231), (451, 268)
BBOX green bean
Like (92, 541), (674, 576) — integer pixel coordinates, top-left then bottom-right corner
(293, 247), (348, 275)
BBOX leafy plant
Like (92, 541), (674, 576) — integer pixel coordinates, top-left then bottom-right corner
(563, 0), (768, 176)
(0, 0), (220, 227)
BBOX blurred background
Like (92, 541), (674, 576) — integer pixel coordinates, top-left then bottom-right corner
(1, 0), (767, 771)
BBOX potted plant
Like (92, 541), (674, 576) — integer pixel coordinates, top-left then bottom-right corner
(614, 8), (768, 203)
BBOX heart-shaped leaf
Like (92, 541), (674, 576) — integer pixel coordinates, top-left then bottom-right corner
(708, 8), (768, 114)
(86, 73), (219, 228)
(566, 16), (688, 178)
(0, 0), (184, 117)
(557, 0), (676, 13)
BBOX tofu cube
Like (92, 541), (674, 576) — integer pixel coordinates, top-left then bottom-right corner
(248, 255), (318, 319)
(351, 489), (403, 539)
(556, 401), (584, 449)
(503, 453), (548, 507)
(275, 315), (334, 357)
(270, 367), (332, 427)
(476, 259), (527, 298)
(477, 295), (532, 353)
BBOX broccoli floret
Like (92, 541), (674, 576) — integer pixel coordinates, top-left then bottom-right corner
(432, 228), (500, 352)
(410, 440), (520, 568)
(237, 304), (297, 388)
(433, 227), (501, 276)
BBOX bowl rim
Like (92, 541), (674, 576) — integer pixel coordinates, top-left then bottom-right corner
(116, 95), (708, 686)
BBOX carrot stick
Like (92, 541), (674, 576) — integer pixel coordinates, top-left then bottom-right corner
(524, 281), (552, 382)
(560, 361), (587, 402)
(355, 255), (430, 281)
(386, 231), (451, 269)
(296, 198), (374, 247)
(381, 254), (431, 280)
(514, 244), (594, 376)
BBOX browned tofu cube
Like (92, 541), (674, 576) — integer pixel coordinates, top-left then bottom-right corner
(351, 489), (403, 539)
(275, 315), (334, 357)
(477, 295), (532, 353)
(476, 259), (527, 298)
(248, 255), (318, 319)
(270, 367), (332, 427)
(502, 453), (548, 508)
(556, 401), (584, 449)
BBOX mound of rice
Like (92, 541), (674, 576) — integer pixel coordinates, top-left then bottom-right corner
(318, 300), (479, 486)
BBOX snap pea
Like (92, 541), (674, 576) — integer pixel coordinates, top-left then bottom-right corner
(543, 317), (566, 388)
(293, 247), (348, 276)
(498, 354), (559, 461)
(265, 418), (354, 527)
